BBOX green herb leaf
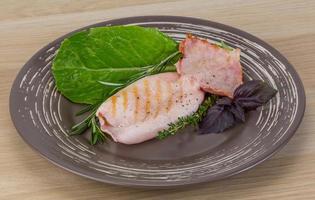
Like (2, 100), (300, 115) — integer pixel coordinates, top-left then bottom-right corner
(216, 41), (234, 51)
(75, 103), (99, 116)
(90, 116), (107, 145)
(52, 26), (178, 104)
(157, 95), (217, 139)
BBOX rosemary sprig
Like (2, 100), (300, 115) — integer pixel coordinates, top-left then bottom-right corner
(75, 103), (97, 116)
(90, 116), (107, 145)
(69, 103), (100, 135)
(157, 95), (218, 140)
(69, 51), (182, 145)
(98, 51), (181, 91)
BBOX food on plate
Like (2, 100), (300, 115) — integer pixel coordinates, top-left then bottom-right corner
(51, 25), (277, 145)
(96, 35), (245, 144)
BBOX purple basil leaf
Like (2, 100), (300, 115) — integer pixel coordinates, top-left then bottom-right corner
(215, 97), (245, 122)
(216, 97), (232, 106)
(234, 80), (262, 98)
(199, 80), (276, 135)
(230, 102), (245, 122)
(234, 80), (277, 111)
(199, 104), (236, 134)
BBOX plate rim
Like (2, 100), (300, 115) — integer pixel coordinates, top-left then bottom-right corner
(10, 15), (306, 188)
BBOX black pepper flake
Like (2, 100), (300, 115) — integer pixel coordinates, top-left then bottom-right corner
(190, 93), (193, 95)
(206, 82), (210, 84)
(181, 105), (185, 107)
(137, 96), (140, 99)
(212, 75), (216, 78)
(175, 100), (178, 103)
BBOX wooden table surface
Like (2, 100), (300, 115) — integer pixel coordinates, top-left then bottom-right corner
(1, 0), (315, 199)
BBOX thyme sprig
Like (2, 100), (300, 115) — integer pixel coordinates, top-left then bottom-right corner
(157, 95), (217, 140)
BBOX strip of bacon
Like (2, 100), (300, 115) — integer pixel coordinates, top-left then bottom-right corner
(177, 35), (243, 98)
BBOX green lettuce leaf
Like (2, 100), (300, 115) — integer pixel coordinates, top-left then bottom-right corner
(52, 26), (178, 104)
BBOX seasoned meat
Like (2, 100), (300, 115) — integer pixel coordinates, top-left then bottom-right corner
(96, 72), (204, 144)
(177, 34), (243, 98)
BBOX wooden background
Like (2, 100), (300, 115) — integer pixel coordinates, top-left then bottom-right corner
(1, 0), (314, 199)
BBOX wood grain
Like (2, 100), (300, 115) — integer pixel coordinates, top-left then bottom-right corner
(1, 0), (315, 199)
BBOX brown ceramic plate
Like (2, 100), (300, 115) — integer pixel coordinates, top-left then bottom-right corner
(10, 16), (305, 188)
